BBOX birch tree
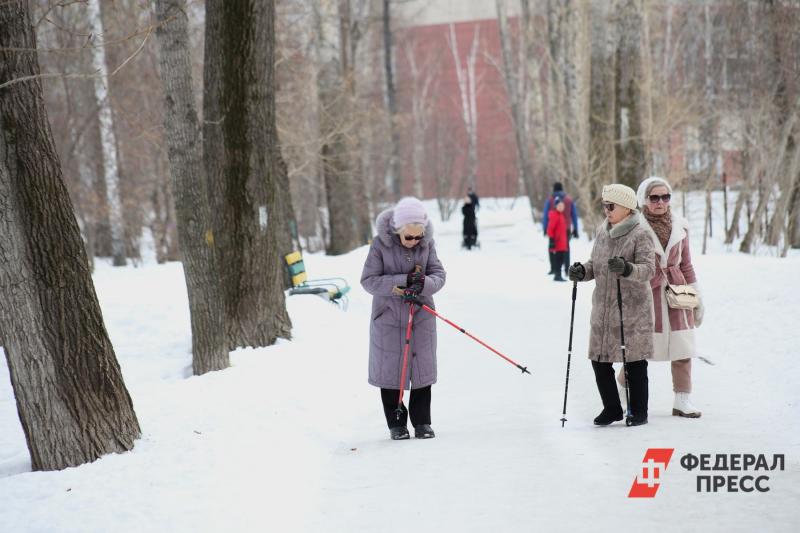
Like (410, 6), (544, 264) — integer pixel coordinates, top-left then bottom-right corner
(86, 0), (127, 266)
(447, 23), (481, 191)
(495, 0), (536, 218)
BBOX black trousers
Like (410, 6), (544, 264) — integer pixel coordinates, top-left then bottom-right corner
(548, 228), (571, 274)
(592, 360), (648, 417)
(381, 386), (432, 428)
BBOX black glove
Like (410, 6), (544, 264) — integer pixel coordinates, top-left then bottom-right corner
(572, 228), (579, 238)
(608, 256), (633, 277)
(568, 262), (585, 281)
(407, 270), (425, 288)
(548, 238), (555, 250)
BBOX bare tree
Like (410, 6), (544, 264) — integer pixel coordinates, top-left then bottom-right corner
(614, 0), (650, 188)
(404, 40), (438, 199)
(86, 0), (127, 266)
(0, 1), (140, 471)
(447, 22), (481, 191)
(495, 0), (536, 218)
(154, 0), (228, 374)
(383, 0), (402, 199)
(203, 0), (292, 349)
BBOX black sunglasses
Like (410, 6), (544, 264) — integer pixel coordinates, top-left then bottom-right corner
(647, 193), (672, 203)
(403, 234), (424, 241)
(602, 203), (616, 212)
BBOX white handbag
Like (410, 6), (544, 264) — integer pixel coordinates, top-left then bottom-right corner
(664, 284), (699, 310)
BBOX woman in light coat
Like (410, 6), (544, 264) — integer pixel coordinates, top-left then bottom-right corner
(632, 176), (704, 417)
(569, 184), (656, 426)
(361, 197), (446, 440)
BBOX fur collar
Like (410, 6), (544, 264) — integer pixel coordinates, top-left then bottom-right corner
(605, 211), (642, 238)
(375, 207), (435, 247)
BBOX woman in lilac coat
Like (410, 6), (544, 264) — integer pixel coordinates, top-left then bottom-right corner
(361, 197), (446, 440)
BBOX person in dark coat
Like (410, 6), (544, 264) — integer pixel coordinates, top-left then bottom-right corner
(361, 197), (447, 440)
(462, 195), (478, 250)
(546, 198), (568, 281)
(542, 182), (579, 276)
(467, 187), (480, 211)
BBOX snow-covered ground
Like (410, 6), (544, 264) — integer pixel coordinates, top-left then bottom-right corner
(1, 196), (799, 532)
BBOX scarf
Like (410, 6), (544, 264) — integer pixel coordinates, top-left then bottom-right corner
(607, 211), (641, 238)
(643, 206), (672, 250)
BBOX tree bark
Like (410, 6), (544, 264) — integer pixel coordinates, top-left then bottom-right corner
(589, 0), (617, 209)
(382, 0), (401, 199)
(496, 0), (535, 219)
(614, 0), (649, 188)
(155, 0), (229, 375)
(313, 0), (362, 255)
(0, 1), (140, 471)
(203, 0), (292, 349)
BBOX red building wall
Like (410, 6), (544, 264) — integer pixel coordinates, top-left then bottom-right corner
(396, 18), (519, 199)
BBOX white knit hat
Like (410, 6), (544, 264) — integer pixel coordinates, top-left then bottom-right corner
(602, 184), (638, 210)
(636, 176), (672, 207)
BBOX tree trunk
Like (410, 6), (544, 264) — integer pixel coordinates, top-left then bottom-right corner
(614, 0), (649, 188)
(589, 0), (617, 212)
(447, 23), (480, 191)
(0, 2), (140, 471)
(496, 0), (536, 220)
(313, 0), (361, 255)
(155, 0), (229, 375)
(382, 0), (401, 199)
(86, 0), (127, 266)
(203, 0), (292, 349)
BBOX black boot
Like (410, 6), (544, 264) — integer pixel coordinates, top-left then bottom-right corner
(390, 427), (410, 440)
(592, 361), (624, 425)
(626, 360), (649, 426)
(414, 424), (435, 439)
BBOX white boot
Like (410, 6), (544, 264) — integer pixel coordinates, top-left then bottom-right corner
(673, 392), (702, 418)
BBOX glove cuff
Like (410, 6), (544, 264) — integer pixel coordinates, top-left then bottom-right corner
(622, 261), (633, 277)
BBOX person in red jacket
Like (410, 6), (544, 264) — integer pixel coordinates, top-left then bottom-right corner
(547, 198), (569, 282)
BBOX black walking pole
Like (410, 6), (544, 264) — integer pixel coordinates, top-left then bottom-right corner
(560, 280), (578, 427)
(616, 277), (633, 426)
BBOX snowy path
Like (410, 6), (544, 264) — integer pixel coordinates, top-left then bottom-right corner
(1, 199), (799, 532)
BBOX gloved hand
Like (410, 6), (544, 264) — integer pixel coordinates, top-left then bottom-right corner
(392, 285), (421, 303)
(548, 238), (555, 250)
(572, 228), (579, 238)
(401, 287), (420, 303)
(407, 268), (425, 289)
(608, 256), (633, 277)
(693, 297), (704, 327)
(568, 262), (585, 281)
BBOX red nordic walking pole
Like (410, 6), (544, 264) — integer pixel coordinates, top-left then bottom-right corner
(395, 302), (416, 420)
(415, 303), (530, 374)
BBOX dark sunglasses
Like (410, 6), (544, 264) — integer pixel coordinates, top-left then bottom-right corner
(602, 203), (616, 212)
(402, 234), (424, 241)
(647, 193), (672, 203)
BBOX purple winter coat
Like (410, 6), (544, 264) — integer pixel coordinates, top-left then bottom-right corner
(361, 208), (447, 389)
